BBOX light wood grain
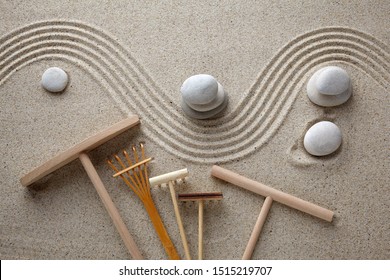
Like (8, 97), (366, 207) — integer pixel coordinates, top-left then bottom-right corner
(149, 168), (188, 186)
(19, 116), (143, 259)
(149, 169), (191, 259)
(168, 181), (192, 260)
(79, 153), (143, 259)
(242, 196), (273, 260)
(113, 157), (153, 177)
(198, 200), (204, 260)
(21, 116), (140, 187)
(211, 165), (334, 222)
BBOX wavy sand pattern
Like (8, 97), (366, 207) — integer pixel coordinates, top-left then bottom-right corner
(1, 21), (389, 163)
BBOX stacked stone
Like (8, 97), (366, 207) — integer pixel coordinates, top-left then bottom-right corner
(180, 74), (228, 119)
(307, 66), (352, 107)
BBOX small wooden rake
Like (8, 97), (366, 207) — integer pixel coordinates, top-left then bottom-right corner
(107, 143), (180, 260)
(178, 192), (223, 260)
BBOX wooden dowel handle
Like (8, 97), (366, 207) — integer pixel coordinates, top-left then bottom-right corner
(198, 200), (204, 260)
(242, 196), (273, 260)
(79, 152), (143, 260)
(211, 165), (334, 222)
(168, 181), (191, 260)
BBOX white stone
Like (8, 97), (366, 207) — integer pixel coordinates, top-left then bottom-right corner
(41, 67), (68, 92)
(186, 82), (225, 112)
(180, 74), (228, 119)
(307, 66), (351, 107)
(181, 95), (228, 119)
(304, 121), (342, 156)
(316, 66), (350, 95)
(181, 74), (218, 105)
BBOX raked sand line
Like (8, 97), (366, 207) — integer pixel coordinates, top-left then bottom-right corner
(1, 23), (388, 134)
(1, 22), (388, 131)
(0, 21), (388, 163)
(0, 45), (381, 162)
(0, 24), (386, 163)
(0, 24), (386, 138)
(1, 23), (388, 133)
(2, 24), (386, 141)
(1, 29), (386, 141)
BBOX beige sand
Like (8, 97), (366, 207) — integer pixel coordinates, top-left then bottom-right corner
(0, 0), (389, 259)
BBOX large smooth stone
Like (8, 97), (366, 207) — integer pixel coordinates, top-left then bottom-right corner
(304, 121), (342, 156)
(41, 67), (68, 92)
(307, 66), (351, 107)
(316, 66), (350, 95)
(181, 94), (228, 119)
(181, 74), (218, 105)
(186, 82), (225, 112)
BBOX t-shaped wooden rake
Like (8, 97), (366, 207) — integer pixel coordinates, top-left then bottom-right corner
(20, 116), (143, 259)
(211, 165), (334, 260)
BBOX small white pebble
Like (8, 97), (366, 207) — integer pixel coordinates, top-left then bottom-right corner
(41, 67), (68, 92)
(304, 121), (342, 156)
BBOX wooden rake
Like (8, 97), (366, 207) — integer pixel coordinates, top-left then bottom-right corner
(211, 165), (334, 260)
(107, 143), (180, 260)
(178, 192), (223, 260)
(149, 169), (192, 260)
(20, 116), (143, 259)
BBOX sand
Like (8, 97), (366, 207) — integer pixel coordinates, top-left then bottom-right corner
(0, 0), (389, 260)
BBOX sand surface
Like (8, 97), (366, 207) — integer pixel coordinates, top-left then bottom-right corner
(0, 1), (389, 259)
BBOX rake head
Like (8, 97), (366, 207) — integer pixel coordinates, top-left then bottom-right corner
(107, 143), (181, 260)
(149, 168), (189, 188)
(107, 143), (153, 203)
(178, 192), (223, 202)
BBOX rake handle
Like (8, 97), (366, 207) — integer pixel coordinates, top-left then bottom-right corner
(211, 165), (333, 222)
(242, 196), (273, 260)
(143, 199), (180, 260)
(79, 152), (143, 259)
(198, 200), (204, 260)
(168, 181), (191, 260)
